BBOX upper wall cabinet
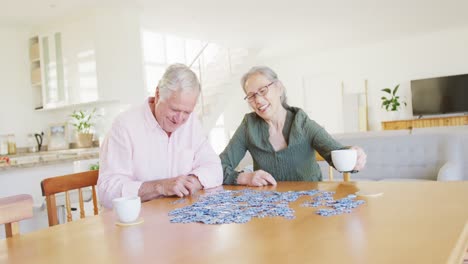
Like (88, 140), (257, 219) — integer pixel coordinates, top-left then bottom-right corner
(29, 10), (146, 110)
(29, 36), (43, 109)
(29, 33), (67, 110)
(60, 21), (99, 105)
(29, 28), (100, 110)
(42, 32), (67, 108)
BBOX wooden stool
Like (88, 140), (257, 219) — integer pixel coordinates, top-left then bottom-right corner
(0, 194), (33, 238)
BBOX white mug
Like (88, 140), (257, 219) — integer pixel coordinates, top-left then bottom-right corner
(112, 196), (141, 223)
(331, 149), (357, 172)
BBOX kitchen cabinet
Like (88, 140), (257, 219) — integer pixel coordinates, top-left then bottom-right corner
(29, 33), (67, 109)
(29, 36), (43, 109)
(29, 10), (146, 110)
(29, 27), (100, 110)
(59, 18), (99, 105)
(41, 32), (67, 108)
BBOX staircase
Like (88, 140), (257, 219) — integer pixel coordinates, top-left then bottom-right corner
(190, 44), (259, 133)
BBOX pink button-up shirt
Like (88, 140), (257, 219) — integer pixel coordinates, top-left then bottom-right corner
(98, 98), (223, 208)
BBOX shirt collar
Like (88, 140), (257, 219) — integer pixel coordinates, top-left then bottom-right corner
(143, 97), (163, 132)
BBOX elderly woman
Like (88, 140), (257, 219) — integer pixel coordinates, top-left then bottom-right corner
(220, 66), (366, 186)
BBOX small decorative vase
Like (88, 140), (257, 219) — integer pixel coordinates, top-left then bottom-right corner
(76, 133), (94, 148)
(389, 111), (401, 121)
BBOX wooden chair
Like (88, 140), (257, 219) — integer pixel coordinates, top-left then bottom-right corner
(41, 170), (99, 226)
(315, 152), (351, 182)
(0, 194), (33, 237)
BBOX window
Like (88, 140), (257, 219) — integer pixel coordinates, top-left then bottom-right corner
(141, 30), (207, 96)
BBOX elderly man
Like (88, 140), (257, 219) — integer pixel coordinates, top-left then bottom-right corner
(98, 64), (223, 208)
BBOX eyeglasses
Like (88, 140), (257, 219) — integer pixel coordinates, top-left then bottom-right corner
(244, 81), (275, 102)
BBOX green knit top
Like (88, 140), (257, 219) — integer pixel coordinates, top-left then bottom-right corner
(220, 106), (345, 184)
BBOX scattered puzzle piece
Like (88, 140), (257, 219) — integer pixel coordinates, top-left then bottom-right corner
(169, 189), (365, 224)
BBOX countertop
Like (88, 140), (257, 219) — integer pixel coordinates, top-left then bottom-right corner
(0, 148), (99, 171)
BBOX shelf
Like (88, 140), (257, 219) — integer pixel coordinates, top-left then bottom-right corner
(30, 67), (41, 84)
(29, 35), (42, 107)
(29, 41), (40, 62)
(35, 99), (121, 112)
(382, 115), (468, 130)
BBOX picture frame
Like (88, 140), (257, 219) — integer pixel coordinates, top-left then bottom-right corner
(48, 122), (69, 151)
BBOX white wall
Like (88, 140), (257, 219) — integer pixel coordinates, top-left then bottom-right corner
(253, 26), (468, 133)
(94, 8), (146, 106)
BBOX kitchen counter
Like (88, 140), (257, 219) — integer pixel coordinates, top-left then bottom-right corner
(0, 148), (99, 171)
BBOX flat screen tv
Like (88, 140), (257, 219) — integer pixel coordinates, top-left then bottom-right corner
(411, 73), (468, 116)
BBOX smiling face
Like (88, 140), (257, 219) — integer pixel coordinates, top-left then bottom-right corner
(244, 73), (284, 121)
(153, 88), (199, 134)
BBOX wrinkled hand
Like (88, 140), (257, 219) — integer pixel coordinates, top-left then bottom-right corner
(351, 146), (367, 171)
(159, 175), (202, 197)
(237, 170), (277, 187)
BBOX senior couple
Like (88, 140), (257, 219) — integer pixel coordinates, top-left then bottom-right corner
(98, 64), (367, 208)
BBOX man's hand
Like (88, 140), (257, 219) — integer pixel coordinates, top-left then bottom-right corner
(138, 175), (203, 201)
(237, 170), (277, 187)
(158, 175), (203, 197)
(186, 175), (203, 194)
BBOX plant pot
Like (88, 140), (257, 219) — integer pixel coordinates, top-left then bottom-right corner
(389, 111), (401, 121)
(76, 133), (94, 148)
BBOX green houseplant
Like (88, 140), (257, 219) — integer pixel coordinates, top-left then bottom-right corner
(70, 109), (96, 148)
(381, 84), (407, 112)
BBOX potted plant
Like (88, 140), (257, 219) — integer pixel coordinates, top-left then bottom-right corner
(381, 84), (406, 120)
(70, 109), (96, 148)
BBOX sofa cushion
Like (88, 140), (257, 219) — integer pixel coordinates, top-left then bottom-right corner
(437, 161), (463, 181)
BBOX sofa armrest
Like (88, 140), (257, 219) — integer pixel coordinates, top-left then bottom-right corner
(437, 161), (463, 181)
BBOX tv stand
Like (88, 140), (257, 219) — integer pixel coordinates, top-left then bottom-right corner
(382, 115), (468, 130)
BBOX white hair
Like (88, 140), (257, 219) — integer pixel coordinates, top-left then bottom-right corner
(158, 64), (200, 100)
(241, 66), (288, 106)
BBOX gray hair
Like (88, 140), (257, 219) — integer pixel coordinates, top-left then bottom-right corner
(158, 63), (200, 100)
(241, 66), (288, 106)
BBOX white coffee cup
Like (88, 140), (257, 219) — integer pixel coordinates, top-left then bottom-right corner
(112, 196), (141, 223)
(331, 149), (357, 172)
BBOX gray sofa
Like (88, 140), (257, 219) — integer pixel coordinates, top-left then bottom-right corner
(321, 126), (468, 181)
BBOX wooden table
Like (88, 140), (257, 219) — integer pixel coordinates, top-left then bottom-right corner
(1, 182), (467, 264)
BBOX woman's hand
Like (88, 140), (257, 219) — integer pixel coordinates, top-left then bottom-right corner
(237, 170), (277, 186)
(351, 146), (367, 171)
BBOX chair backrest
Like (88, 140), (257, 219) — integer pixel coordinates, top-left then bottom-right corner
(0, 194), (33, 237)
(41, 170), (99, 226)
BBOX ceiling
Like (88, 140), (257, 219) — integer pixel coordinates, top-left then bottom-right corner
(2, 0), (468, 53)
